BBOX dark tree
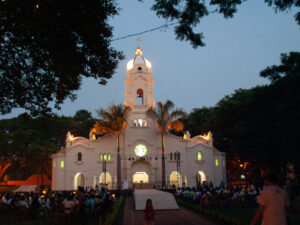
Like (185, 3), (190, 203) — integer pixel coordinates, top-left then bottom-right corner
(0, 110), (96, 180)
(1, 0), (299, 116)
(0, 0), (123, 116)
(182, 107), (213, 137)
(208, 52), (300, 173)
(151, 0), (300, 48)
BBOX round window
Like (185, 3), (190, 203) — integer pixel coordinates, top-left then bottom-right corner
(134, 144), (147, 157)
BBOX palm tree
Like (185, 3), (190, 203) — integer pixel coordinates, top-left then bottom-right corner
(147, 100), (185, 188)
(93, 104), (130, 190)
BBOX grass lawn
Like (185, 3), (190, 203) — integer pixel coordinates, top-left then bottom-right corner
(0, 217), (52, 225)
(176, 197), (300, 225)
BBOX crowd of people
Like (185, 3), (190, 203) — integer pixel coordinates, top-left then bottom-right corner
(0, 186), (116, 224)
(171, 182), (268, 209)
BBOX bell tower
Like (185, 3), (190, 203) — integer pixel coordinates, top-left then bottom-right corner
(124, 46), (155, 108)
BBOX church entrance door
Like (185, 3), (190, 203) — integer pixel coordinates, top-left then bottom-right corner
(130, 160), (151, 185)
(99, 172), (112, 189)
(196, 171), (207, 186)
(74, 173), (84, 190)
(169, 171), (182, 188)
(133, 172), (149, 183)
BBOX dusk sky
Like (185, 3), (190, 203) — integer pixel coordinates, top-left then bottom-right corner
(1, 1), (300, 119)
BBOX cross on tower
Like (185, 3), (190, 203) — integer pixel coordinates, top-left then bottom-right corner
(136, 38), (142, 47)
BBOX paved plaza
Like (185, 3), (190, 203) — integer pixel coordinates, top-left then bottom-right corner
(123, 197), (217, 225)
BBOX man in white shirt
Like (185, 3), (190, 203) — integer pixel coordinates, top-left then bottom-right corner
(250, 172), (289, 225)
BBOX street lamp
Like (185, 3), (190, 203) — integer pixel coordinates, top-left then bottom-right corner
(176, 151), (181, 188)
(103, 155), (107, 187)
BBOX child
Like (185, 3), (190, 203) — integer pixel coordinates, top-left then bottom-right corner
(144, 199), (155, 225)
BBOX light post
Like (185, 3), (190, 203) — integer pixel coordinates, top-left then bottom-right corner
(176, 151), (180, 188)
(103, 155), (107, 187)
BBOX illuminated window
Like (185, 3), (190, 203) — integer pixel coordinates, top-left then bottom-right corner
(104, 154), (107, 161)
(197, 152), (202, 160)
(60, 160), (64, 168)
(134, 144), (147, 157)
(143, 119), (147, 127)
(215, 158), (219, 166)
(78, 152), (82, 161)
(100, 154), (103, 161)
(108, 153), (111, 161)
(133, 119), (138, 127)
(138, 119), (143, 127)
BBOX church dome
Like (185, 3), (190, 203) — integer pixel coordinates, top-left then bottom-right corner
(127, 47), (152, 70)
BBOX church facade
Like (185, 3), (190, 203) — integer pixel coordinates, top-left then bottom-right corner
(51, 47), (226, 191)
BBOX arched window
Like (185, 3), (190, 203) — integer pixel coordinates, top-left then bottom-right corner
(108, 153), (111, 161)
(174, 152), (177, 160)
(170, 152), (173, 160)
(104, 154), (107, 161)
(215, 158), (219, 166)
(137, 89), (143, 105)
(143, 119), (147, 127)
(78, 152), (82, 161)
(197, 152), (202, 160)
(60, 160), (64, 168)
(133, 119), (138, 127)
(138, 119), (143, 127)
(99, 154), (103, 161)
(138, 67), (142, 71)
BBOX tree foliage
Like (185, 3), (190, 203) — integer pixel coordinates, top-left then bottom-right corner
(0, 0), (123, 116)
(1, 0), (299, 115)
(184, 52), (300, 172)
(147, 100), (185, 187)
(151, 0), (300, 48)
(0, 110), (95, 180)
(146, 100), (186, 135)
(182, 107), (213, 137)
(93, 104), (130, 190)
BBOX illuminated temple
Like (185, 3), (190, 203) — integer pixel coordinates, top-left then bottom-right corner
(51, 46), (226, 190)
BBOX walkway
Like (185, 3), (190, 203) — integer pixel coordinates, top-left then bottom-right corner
(122, 197), (217, 225)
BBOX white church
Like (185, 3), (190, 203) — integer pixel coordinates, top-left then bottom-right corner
(51, 46), (226, 191)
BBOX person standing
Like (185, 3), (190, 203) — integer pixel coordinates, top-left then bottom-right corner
(144, 199), (155, 225)
(250, 172), (289, 225)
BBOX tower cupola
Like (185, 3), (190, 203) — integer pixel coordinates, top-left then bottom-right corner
(124, 46), (154, 109)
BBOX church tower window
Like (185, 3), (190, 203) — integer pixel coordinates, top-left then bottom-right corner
(78, 152), (82, 161)
(100, 154), (103, 161)
(60, 160), (64, 168)
(108, 153), (111, 161)
(104, 154), (107, 161)
(137, 89), (143, 105)
(215, 158), (219, 166)
(138, 119), (143, 127)
(143, 119), (148, 127)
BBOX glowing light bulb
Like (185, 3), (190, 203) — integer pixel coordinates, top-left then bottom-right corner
(145, 59), (152, 68)
(127, 59), (134, 70)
